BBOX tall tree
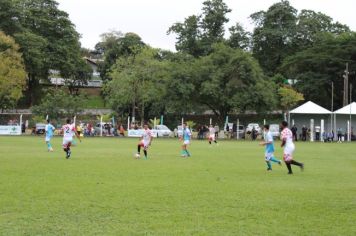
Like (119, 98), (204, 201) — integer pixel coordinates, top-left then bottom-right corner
(280, 32), (356, 109)
(0, 0), (87, 105)
(0, 31), (26, 110)
(103, 47), (167, 121)
(96, 31), (145, 81)
(250, 0), (298, 75)
(168, 0), (231, 57)
(227, 23), (250, 50)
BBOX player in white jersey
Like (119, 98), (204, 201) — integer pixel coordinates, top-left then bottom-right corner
(136, 124), (153, 160)
(280, 121), (304, 174)
(208, 124), (218, 145)
(62, 118), (81, 159)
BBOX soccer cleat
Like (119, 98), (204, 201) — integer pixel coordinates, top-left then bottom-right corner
(300, 163), (304, 171)
(287, 172), (293, 175)
(267, 168), (272, 171)
(278, 161), (282, 166)
(66, 150), (71, 159)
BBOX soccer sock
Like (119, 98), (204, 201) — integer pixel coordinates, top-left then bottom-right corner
(291, 160), (303, 167)
(286, 162), (293, 173)
(47, 142), (51, 149)
(209, 141), (211, 144)
(144, 150), (147, 158)
(185, 150), (191, 156)
(214, 140), (217, 144)
(137, 145), (141, 154)
(270, 157), (280, 163)
(266, 161), (272, 169)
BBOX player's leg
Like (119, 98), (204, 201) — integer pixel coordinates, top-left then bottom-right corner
(291, 160), (304, 170)
(265, 153), (272, 170)
(66, 142), (72, 158)
(137, 142), (143, 158)
(270, 156), (282, 165)
(143, 146), (148, 159)
(284, 154), (293, 174)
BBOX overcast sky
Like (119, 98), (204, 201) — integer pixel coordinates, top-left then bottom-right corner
(57, 0), (356, 51)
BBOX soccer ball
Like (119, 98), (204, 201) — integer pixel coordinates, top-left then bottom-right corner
(135, 153), (140, 159)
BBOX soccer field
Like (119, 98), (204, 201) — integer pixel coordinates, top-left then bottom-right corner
(0, 137), (355, 235)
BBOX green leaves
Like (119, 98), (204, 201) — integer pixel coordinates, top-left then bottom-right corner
(0, 31), (26, 110)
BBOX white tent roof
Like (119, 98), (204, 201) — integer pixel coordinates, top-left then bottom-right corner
(334, 102), (356, 115)
(290, 101), (331, 114)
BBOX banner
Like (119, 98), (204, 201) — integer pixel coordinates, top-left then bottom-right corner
(128, 129), (158, 137)
(0, 125), (21, 135)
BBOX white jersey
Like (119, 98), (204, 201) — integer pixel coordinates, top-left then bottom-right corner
(281, 128), (294, 147)
(62, 124), (75, 139)
(209, 127), (215, 136)
(142, 129), (153, 143)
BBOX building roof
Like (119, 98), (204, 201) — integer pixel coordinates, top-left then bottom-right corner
(290, 101), (331, 114)
(334, 102), (356, 115)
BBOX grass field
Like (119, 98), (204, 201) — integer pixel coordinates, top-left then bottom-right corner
(0, 136), (355, 235)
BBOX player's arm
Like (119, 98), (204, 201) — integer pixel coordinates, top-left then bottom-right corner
(281, 138), (286, 147)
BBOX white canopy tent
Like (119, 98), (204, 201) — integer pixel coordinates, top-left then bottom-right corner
(333, 102), (356, 141)
(289, 101), (332, 141)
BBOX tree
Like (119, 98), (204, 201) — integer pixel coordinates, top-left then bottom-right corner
(227, 23), (250, 50)
(168, 0), (232, 57)
(0, 31), (26, 110)
(103, 47), (167, 121)
(193, 43), (277, 120)
(31, 89), (86, 119)
(280, 32), (356, 109)
(278, 86), (304, 112)
(250, 0), (298, 75)
(96, 31), (145, 81)
(0, 0), (87, 105)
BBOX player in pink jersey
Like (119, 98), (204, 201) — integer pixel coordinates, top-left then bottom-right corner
(280, 121), (304, 174)
(136, 124), (153, 160)
(62, 118), (81, 159)
(208, 124), (218, 145)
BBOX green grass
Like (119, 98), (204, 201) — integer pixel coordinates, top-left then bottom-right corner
(0, 137), (355, 235)
(84, 95), (107, 109)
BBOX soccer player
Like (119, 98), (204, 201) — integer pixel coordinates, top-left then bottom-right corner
(280, 121), (304, 174)
(45, 119), (55, 152)
(136, 124), (153, 160)
(208, 124), (218, 145)
(180, 122), (192, 157)
(260, 124), (282, 171)
(62, 118), (81, 159)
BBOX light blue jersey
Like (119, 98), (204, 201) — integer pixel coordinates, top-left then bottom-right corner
(264, 131), (275, 153)
(45, 124), (55, 138)
(183, 128), (191, 141)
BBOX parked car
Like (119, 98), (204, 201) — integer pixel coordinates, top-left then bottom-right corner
(35, 123), (46, 135)
(246, 123), (261, 134)
(154, 125), (172, 137)
(237, 125), (245, 139)
(269, 124), (280, 139)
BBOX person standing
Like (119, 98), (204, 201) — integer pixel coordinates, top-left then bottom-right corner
(62, 118), (81, 159)
(260, 124), (282, 171)
(136, 124), (153, 160)
(302, 125), (307, 141)
(45, 119), (55, 152)
(180, 122), (192, 157)
(280, 121), (304, 174)
(291, 124), (298, 141)
(337, 128), (343, 143)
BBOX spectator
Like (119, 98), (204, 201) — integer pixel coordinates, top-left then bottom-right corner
(214, 124), (219, 138)
(21, 123), (26, 134)
(291, 124), (298, 141)
(302, 125), (307, 141)
(119, 125), (125, 136)
(315, 126), (321, 141)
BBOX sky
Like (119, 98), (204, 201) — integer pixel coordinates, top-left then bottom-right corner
(57, 0), (356, 51)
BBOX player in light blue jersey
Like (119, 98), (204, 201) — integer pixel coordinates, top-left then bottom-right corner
(260, 124), (282, 171)
(45, 119), (55, 152)
(180, 122), (192, 157)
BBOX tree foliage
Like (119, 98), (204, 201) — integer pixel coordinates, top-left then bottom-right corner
(278, 86), (304, 111)
(0, 31), (26, 110)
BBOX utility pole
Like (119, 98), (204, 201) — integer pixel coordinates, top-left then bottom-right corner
(343, 63), (349, 106)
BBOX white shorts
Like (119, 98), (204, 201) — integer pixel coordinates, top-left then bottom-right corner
(63, 137), (73, 148)
(284, 144), (295, 162)
(183, 140), (190, 145)
(209, 134), (215, 141)
(139, 140), (150, 149)
(265, 152), (274, 161)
